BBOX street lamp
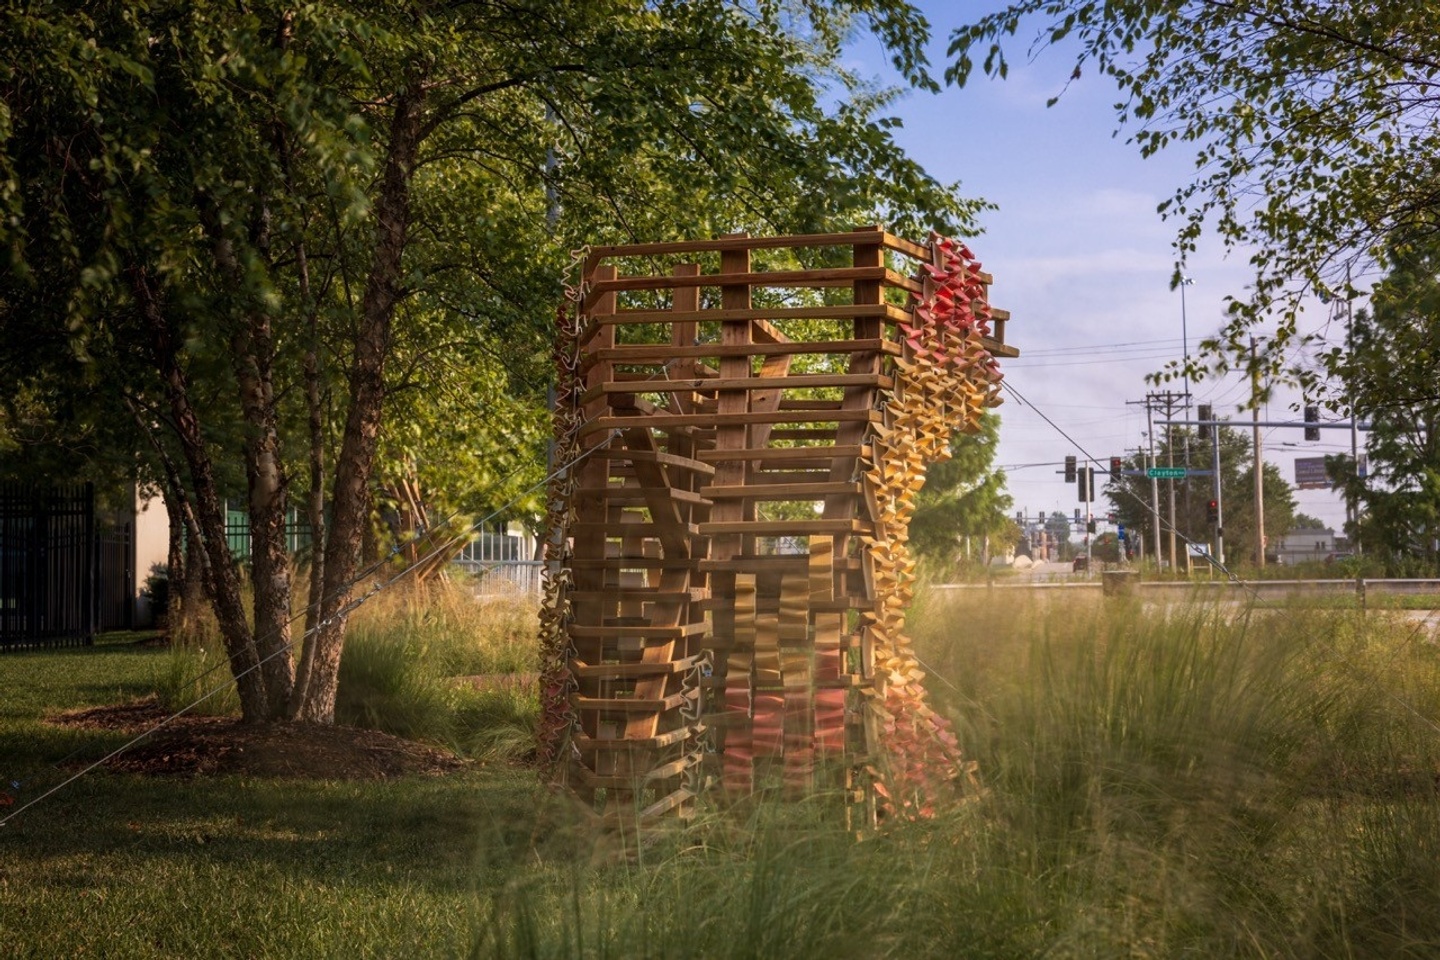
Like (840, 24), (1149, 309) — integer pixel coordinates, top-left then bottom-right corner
(1178, 275), (1194, 401)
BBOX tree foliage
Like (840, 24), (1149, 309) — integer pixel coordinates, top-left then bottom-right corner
(946, 1), (1440, 393)
(911, 413), (1015, 570)
(1, 0), (983, 722)
(1325, 240), (1440, 570)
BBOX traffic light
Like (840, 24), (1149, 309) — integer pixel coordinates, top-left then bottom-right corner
(1107, 512), (1117, 524)
(1077, 466), (1093, 502)
(1304, 405), (1320, 441)
(1207, 499), (1219, 524)
(1016, 511), (1024, 525)
(1086, 518), (1097, 533)
(1109, 456), (1123, 475)
(1064, 455), (1077, 483)
(1198, 403), (1213, 441)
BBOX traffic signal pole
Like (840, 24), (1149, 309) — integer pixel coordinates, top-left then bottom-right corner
(1252, 337), (1265, 570)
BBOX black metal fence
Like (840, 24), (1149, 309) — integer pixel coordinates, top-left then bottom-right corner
(0, 483), (134, 650)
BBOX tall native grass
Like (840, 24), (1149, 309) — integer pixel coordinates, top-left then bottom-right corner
(337, 580), (540, 760)
(470, 590), (1440, 959)
(154, 573), (541, 759)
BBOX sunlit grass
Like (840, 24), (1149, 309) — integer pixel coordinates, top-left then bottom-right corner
(4, 590), (1440, 957)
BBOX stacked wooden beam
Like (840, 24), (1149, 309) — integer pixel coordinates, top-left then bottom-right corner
(539, 227), (1015, 830)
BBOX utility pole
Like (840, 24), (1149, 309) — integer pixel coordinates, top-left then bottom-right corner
(1345, 289), (1362, 554)
(1251, 337), (1265, 569)
(1130, 397), (1165, 570)
(1211, 417), (1225, 566)
(1179, 277), (1195, 530)
(1148, 391), (1188, 572)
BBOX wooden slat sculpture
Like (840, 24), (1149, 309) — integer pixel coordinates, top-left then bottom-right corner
(536, 227), (1015, 830)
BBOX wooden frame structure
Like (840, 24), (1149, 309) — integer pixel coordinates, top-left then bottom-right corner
(537, 227), (1015, 829)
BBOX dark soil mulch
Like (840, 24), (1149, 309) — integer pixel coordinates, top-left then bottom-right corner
(47, 698), (469, 780)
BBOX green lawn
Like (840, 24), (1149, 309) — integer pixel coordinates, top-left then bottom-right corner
(3, 593), (1440, 959)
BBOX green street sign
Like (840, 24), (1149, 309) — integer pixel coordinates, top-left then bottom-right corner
(1146, 467), (1187, 479)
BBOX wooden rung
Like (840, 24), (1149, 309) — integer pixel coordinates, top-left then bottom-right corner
(698, 444), (867, 463)
(634, 787), (697, 823)
(570, 557), (698, 569)
(750, 471), (833, 484)
(700, 481), (860, 500)
(583, 267), (921, 311)
(567, 588), (706, 602)
(581, 447), (717, 475)
(697, 595), (864, 613)
(569, 655), (704, 679)
(693, 400), (851, 414)
(699, 557), (863, 573)
(598, 373), (892, 395)
(583, 339), (901, 370)
(573, 728), (693, 751)
(581, 755), (700, 789)
(582, 409), (878, 435)
(575, 489), (712, 507)
(569, 622), (709, 639)
(571, 690), (697, 712)
(569, 521), (701, 538)
(584, 227), (894, 263)
(599, 304), (892, 326)
(698, 519), (871, 536)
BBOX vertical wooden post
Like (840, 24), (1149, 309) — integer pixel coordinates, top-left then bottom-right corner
(713, 236), (753, 790)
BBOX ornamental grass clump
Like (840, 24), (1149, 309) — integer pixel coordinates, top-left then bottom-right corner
(335, 581), (539, 759)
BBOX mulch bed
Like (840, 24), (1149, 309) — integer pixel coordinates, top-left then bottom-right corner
(47, 698), (468, 780)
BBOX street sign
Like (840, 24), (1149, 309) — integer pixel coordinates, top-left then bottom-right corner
(1146, 467), (1187, 479)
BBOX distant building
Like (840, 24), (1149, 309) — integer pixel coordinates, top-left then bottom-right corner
(1274, 526), (1351, 565)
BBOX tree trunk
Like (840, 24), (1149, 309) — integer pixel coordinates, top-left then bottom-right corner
(294, 85), (428, 723)
(130, 263), (271, 722)
(290, 232), (329, 716)
(231, 308), (297, 720)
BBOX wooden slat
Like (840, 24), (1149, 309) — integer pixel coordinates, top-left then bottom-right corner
(601, 303), (892, 325)
(569, 655), (705, 679)
(582, 267), (921, 311)
(633, 787), (697, 822)
(582, 447), (717, 475)
(698, 444), (867, 463)
(569, 622), (710, 639)
(570, 557), (699, 570)
(575, 488), (712, 508)
(573, 728), (693, 751)
(698, 519), (871, 536)
(571, 690), (697, 712)
(699, 557), (863, 574)
(583, 755), (699, 789)
(701, 481), (860, 500)
(582, 408), (877, 435)
(587, 339), (901, 369)
(584, 227), (893, 265)
(567, 588), (707, 602)
(698, 595), (865, 613)
(568, 521), (701, 538)
(598, 373), (891, 395)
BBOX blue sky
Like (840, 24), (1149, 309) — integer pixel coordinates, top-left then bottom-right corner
(849, 3), (1356, 537)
